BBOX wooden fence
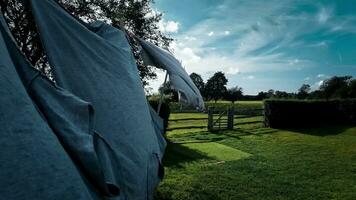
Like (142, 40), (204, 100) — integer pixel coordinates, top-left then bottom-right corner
(207, 107), (235, 131)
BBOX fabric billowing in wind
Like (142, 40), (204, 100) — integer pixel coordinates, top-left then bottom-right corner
(0, 14), (101, 200)
(137, 38), (205, 110)
(27, 0), (166, 199)
(0, 13), (124, 198)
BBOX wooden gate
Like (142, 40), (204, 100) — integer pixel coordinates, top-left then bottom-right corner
(207, 107), (234, 131)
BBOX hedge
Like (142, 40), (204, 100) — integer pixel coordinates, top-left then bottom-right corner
(264, 99), (356, 128)
(169, 101), (263, 115)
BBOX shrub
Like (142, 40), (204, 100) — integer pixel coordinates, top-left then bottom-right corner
(149, 100), (171, 134)
(264, 99), (356, 128)
(339, 99), (356, 123)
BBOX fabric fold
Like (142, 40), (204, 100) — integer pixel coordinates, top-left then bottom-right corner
(0, 14), (98, 200)
(0, 13), (120, 198)
(27, 0), (166, 199)
(149, 106), (167, 159)
(136, 38), (205, 110)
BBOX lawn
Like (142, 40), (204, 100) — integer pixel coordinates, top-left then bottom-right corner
(155, 109), (356, 200)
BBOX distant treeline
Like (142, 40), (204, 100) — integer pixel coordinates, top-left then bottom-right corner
(160, 72), (356, 102)
(256, 76), (356, 100)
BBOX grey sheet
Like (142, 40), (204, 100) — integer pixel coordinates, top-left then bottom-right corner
(27, 0), (166, 199)
(137, 38), (205, 110)
(0, 13), (127, 198)
(0, 14), (100, 200)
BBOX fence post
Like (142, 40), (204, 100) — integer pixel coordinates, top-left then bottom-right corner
(227, 107), (234, 130)
(208, 107), (213, 131)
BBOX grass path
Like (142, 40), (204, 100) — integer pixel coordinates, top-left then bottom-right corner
(156, 112), (356, 200)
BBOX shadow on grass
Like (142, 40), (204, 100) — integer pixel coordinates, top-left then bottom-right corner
(167, 125), (207, 131)
(169, 131), (226, 144)
(283, 124), (353, 136)
(169, 117), (207, 122)
(170, 126), (277, 144)
(211, 127), (278, 140)
(234, 120), (264, 125)
(162, 141), (212, 168)
(234, 114), (262, 119)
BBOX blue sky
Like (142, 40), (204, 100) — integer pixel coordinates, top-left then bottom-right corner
(150, 0), (356, 95)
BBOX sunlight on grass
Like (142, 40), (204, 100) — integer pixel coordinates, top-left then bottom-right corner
(156, 110), (356, 200)
(182, 142), (251, 162)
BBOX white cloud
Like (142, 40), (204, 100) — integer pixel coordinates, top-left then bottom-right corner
(226, 67), (240, 75)
(317, 74), (326, 78)
(317, 7), (333, 24)
(318, 80), (324, 86)
(147, 70), (167, 94)
(158, 20), (180, 33)
(246, 75), (255, 80)
(149, 0), (351, 93)
(184, 36), (197, 41)
(304, 41), (329, 48)
(166, 0), (320, 77)
(304, 77), (311, 81)
(145, 10), (158, 19)
(181, 48), (201, 63)
(171, 45), (201, 65)
(166, 21), (180, 32)
(310, 80), (324, 91)
(289, 59), (300, 65)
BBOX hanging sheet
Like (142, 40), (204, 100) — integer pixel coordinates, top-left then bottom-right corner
(0, 13), (129, 198)
(27, 0), (166, 199)
(137, 38), (205, 110)
(0, 14), (101, 200)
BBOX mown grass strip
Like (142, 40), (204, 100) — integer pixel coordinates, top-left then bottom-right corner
(182, 142), (252, 162)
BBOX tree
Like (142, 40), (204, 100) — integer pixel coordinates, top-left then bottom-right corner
(297, 84), (311, 99)
(225, 86), (243, 104)
(204, 71), (228, 102)
(267, 89), (275, 98)
(158, 80), (178, 102)
(189, 73), (205, 97)
(274, 90), (291, 99)
(308, 90), (323, 99)
(0, 0), (172, 86)
(256, 91), (268, 100)
(348, 79), (356, 98)
(319, 76), (352, 99)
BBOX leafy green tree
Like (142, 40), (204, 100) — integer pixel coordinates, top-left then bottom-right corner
(348, 79), (356, 98)
(275, 90), (292, 99)
(308, 90), (323, 99)
(256, 91), (268, 100)
(297, 84), (311, 99)
(205, 71), (228, 102)
(158, 80), (178, 102)
(320, 76), (352, 99)
(189, 73), (205, 97)
(225, 86), (243, 104)
(0, 0), (172, 86)
(267, 89), (275, 98)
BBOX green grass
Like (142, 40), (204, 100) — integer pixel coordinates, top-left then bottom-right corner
(156, 112), (356, 200)
(169, 113), (208, 121)
(182, 142), (251, 162)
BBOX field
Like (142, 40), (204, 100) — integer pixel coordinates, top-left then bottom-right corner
(156, 101), (356, 200)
